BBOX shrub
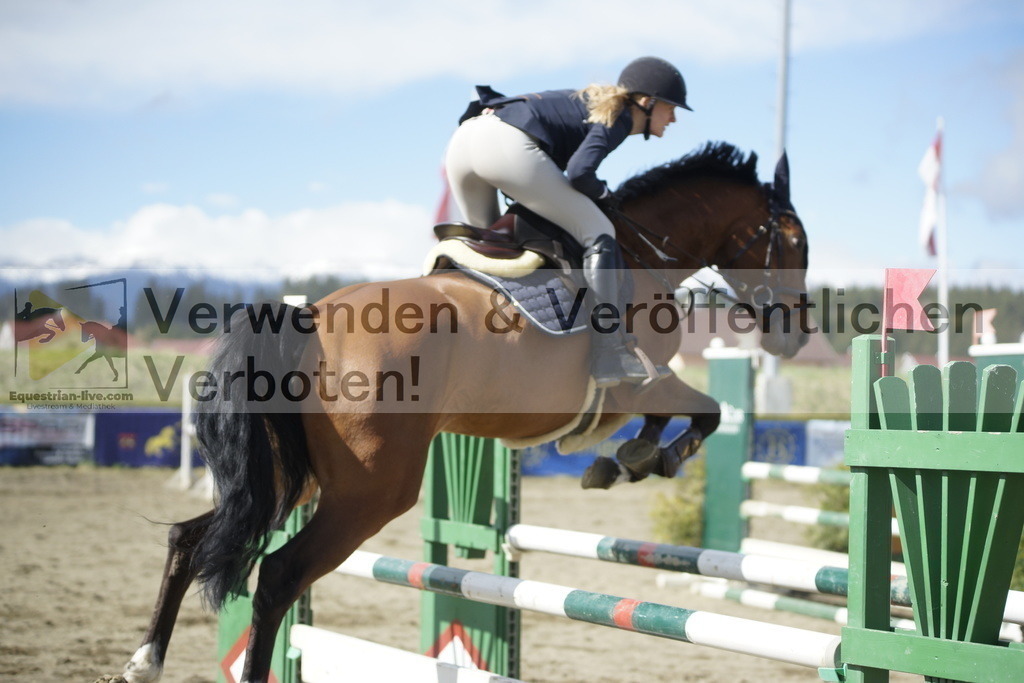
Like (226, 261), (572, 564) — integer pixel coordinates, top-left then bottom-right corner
(650, 456), (706, 547)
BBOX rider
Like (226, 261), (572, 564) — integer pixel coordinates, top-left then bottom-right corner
(16, 302), (34, 321)
(445, 56), (692, 388)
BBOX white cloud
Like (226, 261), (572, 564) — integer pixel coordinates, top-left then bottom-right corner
(0, 0), (997, 108)
(0, 200), (436, 281)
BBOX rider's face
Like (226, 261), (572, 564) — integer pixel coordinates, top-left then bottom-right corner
(647, 100), (677, 138)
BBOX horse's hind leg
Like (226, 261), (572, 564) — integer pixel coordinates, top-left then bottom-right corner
(114, 510), (213, 683)
(240, 485), (420, 682)
(104, 353), (119, 381)
(238, 407), (435, 681)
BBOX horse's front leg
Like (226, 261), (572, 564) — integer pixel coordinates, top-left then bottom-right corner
(582, 414), (670, 489)
(615, 414), (671, 477)
(651, 408), (721, 478)
(107, 510), (213, 683)
(581, 376), (721, 489)
(76, 352), (99, 374)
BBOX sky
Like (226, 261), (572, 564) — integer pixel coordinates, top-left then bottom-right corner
(1, 0), (1023, 289)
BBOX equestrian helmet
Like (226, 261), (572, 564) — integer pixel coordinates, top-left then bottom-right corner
(618, 56), (692, 111)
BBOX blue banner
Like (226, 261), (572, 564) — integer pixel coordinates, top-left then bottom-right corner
(751, 420), (807, 466)
(93, 411), (197, 467)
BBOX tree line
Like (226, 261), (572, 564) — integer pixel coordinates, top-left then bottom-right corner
(810, 284), (1024, 358)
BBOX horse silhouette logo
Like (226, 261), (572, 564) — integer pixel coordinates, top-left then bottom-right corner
(12, 278), (128, 387)
(13, 290), (86, 380)
(76, 306), (129, 382)
(14, 301), (67, 344)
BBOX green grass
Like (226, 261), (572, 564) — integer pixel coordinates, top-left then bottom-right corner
(650, 456), (706, 547)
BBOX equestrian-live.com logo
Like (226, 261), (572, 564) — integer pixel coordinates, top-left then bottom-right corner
(11, 278), (129, 390)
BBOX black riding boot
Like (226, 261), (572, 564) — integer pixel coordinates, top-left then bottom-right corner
(583, 235), (649, 388)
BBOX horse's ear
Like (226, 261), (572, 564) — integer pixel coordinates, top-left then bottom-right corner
(773, 151), (791, 207)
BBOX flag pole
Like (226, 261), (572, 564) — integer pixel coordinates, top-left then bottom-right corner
(764, 0), (790, 385)
(936, 116), (949, 367)
(756, 0), (792, 412)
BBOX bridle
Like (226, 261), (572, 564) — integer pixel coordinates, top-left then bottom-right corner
(611, 183), (808, 310)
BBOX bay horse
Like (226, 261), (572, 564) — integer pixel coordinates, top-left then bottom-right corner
(104, 142), (810, 683)
(76, 320), (128, 382)
(13, 306), (65, 343)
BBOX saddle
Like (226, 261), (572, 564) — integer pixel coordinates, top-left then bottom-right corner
(424, 204), (592, 337)
(431, 203), (585, 275)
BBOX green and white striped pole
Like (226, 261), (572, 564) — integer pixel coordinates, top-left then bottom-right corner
(336, 550), (843, 672)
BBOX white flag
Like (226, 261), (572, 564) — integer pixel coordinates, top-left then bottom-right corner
(917, 127), (942, 257)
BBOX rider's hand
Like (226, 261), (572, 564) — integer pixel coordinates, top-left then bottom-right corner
(595, 185), (620, 213)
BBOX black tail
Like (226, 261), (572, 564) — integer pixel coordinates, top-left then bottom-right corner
(191, 303), (313, 610)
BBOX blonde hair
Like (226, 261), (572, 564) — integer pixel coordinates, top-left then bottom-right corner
(575, 84), (633, 127)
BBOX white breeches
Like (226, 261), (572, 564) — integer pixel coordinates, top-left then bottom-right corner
(444, 112), (613, 247)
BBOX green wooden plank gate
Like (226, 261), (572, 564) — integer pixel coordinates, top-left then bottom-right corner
(419, 432), (521, 678)
(841, 335), (1024, 683)
(701, 346), (756, 552)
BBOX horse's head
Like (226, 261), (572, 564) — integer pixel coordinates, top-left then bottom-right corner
(79, 321), (94, 343)
(715, 152), (810, 358)
(615, 143), (811, 358)
(52, 308), (65, 332)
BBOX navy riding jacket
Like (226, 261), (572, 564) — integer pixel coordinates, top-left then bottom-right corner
(462, 87), (633, 200)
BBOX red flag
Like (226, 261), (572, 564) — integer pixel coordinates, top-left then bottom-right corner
(883, 268), (936, 332)
(918, 127), (942, 257)
(434, 166), (463, 225)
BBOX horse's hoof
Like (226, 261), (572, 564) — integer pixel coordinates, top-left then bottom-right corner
(581, 457), (624, 489)
(653, 449), (682, 478)
(616, 438), (660, 478)
(675, 436), (702, 460)
(651, 436), (702, 478)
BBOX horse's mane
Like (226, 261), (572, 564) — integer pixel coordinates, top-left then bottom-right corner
(615, 142), (760, 203)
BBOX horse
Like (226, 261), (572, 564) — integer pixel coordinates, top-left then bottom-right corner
(13, 306), (65, 343)
(104, 142), (810, 683)
(76, 320), (128, 381)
